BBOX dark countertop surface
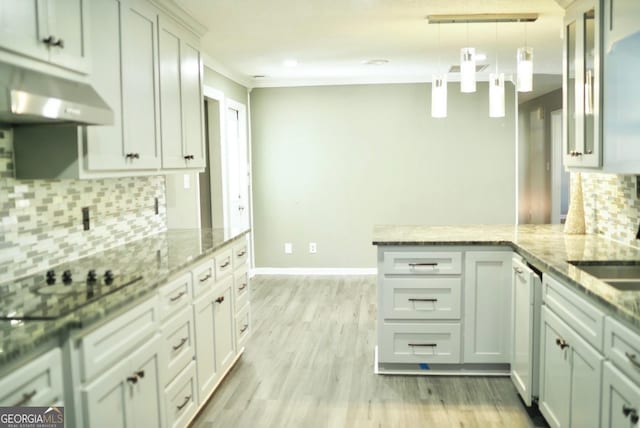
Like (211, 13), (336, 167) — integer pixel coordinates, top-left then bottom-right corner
(0, 227), (249, 369)
(373, 224), (640, 333)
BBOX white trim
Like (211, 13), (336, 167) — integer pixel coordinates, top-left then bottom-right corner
(202, 54), (252, 88)
(550, 109), (564, 224)
(251, 267), (378, 276)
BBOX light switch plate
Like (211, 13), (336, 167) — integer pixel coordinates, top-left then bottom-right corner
(284, 243), (292, 254)
(183, 174), (190, 189)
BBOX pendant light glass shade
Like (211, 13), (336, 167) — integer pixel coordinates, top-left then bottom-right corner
(516, 47), (533, 92)
(489, 73), (505, 118)
(460, 47), (476, 93)
(431, 74), (447, 118)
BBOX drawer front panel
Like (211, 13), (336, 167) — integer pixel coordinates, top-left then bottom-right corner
(379, 323), (461, 364)
(191, 258), (215, 297)
(159, 273), (193, 320)
(236, 304), (251, 349)
(383, 251), (462, 275)
(605, 317), (640, 385)
(80, 296), (159, 381)
(233, 236), (249, 267)
(542, 274), (605, 351)
(215, 249), (233, 279)
(162, 307), (196, 385)
(0, 348), (63, 407)
(165, 361), (198, 428)
(381, 277), (461, 320)
(234, 267), (249, 313)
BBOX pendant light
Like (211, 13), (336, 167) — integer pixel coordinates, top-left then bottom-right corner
(489, 23), (505, 117)
(431, 24), (447, 118)
(516, 23), (533, 92)
(460, 24), (476, 93)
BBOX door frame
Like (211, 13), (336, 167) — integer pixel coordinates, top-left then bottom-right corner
(224, 97), (249, 232)
(550, 109), (564, 224)
(203, 86), (228, 229)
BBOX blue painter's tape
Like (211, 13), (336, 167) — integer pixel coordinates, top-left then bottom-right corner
(419, 363), (430, 370)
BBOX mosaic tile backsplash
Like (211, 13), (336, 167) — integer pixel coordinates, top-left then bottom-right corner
(0, 129), (167, 283)
(580, 172), (640, 246)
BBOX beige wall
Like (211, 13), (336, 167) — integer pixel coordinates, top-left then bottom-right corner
(250, 82), (517, 268)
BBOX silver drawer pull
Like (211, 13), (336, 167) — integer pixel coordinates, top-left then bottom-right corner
(169, 291), (186, 302)
(12, 390), (37, 407)
(237, 250), (246, 257)
(408, 343), (437, 347)
(240, 324), (249, 333)
(408, 298), (438, 302)
(220, 260), (231, 269)
(172, 337), (188, 351)
(239, 283), (247, 291)
(625, 352), (640, 368)
(199, 273), (212, 282)
(176, 395), (192, 411)
(408, 262), (438, 267)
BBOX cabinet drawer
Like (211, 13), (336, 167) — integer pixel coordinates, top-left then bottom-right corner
(162, 306), (196, 386)
(215, 249), (233, 279)
(159, 273), (193, 320)
(378, 323), (461, 364)
(382, 251), (462, 275)
(236, 304), (251, 349)
(543, 274), (605, 351)
(0, 348), (63, 407)
(191, 258), (215, 297)
(381, 277), (461, 320)
(234, 266), (249, 313)
(79, 296), (159, 381)
(165, 361), (198, 428)
(605, 317), (640, 385)
(233, 236), (249, 267)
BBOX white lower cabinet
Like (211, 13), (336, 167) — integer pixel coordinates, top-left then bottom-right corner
(602, 361), (640, 427)
(213, 278), (236, 373)
(0, 347), (64, 407)
(81, 335), (165, 428)
(165, 361), (198, 428)
(539, 305), (603, 428)
(463, 251), (513, 364)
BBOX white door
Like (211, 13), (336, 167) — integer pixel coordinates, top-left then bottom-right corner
(511, 258), (535, 406)
(193, 289), (218, 401)
(213, 278), (235, 373)
(225, 100), (249, 231)
(569, 332), (603, 428)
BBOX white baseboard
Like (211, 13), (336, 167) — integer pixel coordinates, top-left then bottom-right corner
(250, 267), (377, 276)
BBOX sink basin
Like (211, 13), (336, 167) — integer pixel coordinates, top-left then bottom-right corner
(567, 261), (640, 291)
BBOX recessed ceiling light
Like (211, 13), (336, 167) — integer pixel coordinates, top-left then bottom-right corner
(252, 75), (266, 79)
(364, 59), (389, 65)
(283, 59), (298, 67)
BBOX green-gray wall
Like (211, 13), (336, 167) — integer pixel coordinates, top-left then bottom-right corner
(250, 82), (517, 268)
(203, 67), (248, 102)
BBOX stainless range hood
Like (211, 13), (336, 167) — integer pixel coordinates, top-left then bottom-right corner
(0, 63), (113, 126)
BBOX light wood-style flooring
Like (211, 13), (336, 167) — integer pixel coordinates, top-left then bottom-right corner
(191, 275), (541, 428)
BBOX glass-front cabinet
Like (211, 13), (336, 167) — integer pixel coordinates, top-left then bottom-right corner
(563, 0), (602, 168)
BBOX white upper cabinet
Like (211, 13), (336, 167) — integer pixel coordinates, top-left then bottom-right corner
(0, 0), (89, 74)
(563, 0), (603, 169)
(601, 0), (640, 173)
(159, 15), (205, 170)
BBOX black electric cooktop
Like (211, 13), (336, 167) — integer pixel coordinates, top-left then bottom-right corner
(0, 267), (143, 320)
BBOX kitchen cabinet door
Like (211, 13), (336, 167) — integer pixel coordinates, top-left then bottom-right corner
(0, 0), (49, 62)
(158, 15), (204, 170)
(569, 325), (604, 428)
(0, 0), (89, 73)
(213, 277), (236, 373)
(463, 251), (512, 363)
(602, 361), (640, 428)
(46, 0), (89, 73)
(539, 306), (572, 428)
(193, 288), (218, 403)
(121, 0), (161, 170)
(129, 336), (165, 428)
(563, 0), (603, 168)
(82, 354), (132, 428)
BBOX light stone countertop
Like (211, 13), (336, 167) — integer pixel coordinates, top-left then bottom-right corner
(0, 227), (250, 370)
(373, 224), (640, 333)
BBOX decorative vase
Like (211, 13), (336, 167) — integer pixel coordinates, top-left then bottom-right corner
(564, 172), (586, 235)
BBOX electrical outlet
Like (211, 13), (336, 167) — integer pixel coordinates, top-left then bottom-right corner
(309, 242), (317, 254)
(154, 197), (159, 215)
(284, 243), (293, 254)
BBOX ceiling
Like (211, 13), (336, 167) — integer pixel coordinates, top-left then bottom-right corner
(175, 0), (565, 94)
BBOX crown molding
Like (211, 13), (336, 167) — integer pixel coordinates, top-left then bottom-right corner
(149, 0), (208, 37)
(202, 53), (253, 89)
